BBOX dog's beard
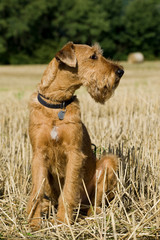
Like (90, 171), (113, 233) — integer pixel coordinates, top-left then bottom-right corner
(82, 73), (117, 104)
(85, 80), (114, 104)
(87, 86), (114, 104)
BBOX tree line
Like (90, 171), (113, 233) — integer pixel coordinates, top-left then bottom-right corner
(0, 0), (160, 64)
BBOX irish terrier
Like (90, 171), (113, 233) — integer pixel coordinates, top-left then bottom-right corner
(27, 42), (124, 230)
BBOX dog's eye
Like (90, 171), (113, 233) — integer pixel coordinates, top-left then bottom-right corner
(90, 53), (98, 60)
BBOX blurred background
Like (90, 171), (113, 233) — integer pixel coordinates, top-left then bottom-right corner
(0, 0), (160, 64)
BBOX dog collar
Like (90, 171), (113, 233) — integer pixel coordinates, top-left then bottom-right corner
(37, 93), (76, 109)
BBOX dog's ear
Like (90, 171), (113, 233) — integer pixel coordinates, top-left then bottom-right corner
(55, 42), (77, 68)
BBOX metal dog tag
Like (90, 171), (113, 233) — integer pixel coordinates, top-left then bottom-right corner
(58, 111), (65, 120)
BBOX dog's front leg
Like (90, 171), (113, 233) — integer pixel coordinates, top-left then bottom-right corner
(57, 150), (85, 224)
(27, 152), (48, 230)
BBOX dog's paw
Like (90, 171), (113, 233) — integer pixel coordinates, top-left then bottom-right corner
(29, 218), (42, 232)
(87, 206), (102, 216)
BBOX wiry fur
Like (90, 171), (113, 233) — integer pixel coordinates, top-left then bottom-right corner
(27, 42), (124, 230)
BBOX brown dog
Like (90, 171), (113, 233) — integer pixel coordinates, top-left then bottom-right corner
(27, 42), (124, 229)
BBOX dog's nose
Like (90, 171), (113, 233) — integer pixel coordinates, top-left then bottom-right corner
(116, 69), (124, 78)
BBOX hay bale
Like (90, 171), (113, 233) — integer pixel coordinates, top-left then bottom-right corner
(127, 52), (144, 63)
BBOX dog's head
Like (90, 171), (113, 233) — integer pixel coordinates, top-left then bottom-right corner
(40, 42), (124, 104)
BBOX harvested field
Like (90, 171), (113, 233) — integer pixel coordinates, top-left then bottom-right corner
(0, 62), (160, 239)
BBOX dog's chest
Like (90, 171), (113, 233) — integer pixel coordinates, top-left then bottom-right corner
(50, 126), (59, 141)
(49, 126), (67, 177)
(48, 120), (83, 177)
(50, 147), (67, 177)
